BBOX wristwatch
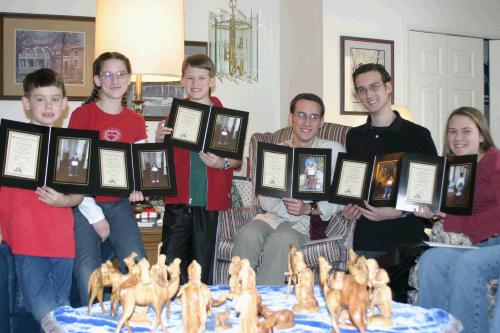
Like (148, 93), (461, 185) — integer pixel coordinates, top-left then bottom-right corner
(308, 201), (319, 216)
(223, 158), (231, 170)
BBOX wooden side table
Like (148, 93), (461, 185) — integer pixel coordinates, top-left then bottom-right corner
(139, 226), (163, 265)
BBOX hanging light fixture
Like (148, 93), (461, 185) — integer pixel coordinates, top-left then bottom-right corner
(209, 0), (259, 83)
(95, 0), (184, 114)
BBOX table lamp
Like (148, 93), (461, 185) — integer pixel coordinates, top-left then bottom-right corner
(95, 0), (184, 114)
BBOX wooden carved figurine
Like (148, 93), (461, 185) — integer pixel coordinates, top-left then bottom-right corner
(341, 254), (369, 333)
(164, 257), (182, 320)
(177, 260), (213, 333)
(87, 262), (112, 314)
(285, 244), (301, 297)
(235, 259), (260, 333)
(292, 258), (319, 313)
(228, 256), (242, 295)
(369, 268), (393, 326)
(260, 306), (295, 330)
(318, 256), (343, 333)
(215, 309), (232, 331)
(115, 258), (168, 333)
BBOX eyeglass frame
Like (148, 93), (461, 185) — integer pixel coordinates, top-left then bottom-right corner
(293, 111), (322, 122)
(99, 71), (130, 81)
(354, 81), (387, 97)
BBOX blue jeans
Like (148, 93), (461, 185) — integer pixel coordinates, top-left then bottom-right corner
(73, 198), (145, 306)
(417, 237), (500, 333)
(14, 255), (72, 322)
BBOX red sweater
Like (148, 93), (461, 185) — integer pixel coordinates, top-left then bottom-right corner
(444, 148), (500, 243)
(164, 96), (233, 211)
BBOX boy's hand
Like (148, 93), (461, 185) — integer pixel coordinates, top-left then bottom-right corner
(199, 152), (225, 169)
(342, 203), (362, 220)
(282, 197), (308, 216)
(92, 219), (110, 242)
(359, 200), (402, 221)
(155, 121), (173, 143)
(129, 191), (145, 202)
(36, 186), (70, 207)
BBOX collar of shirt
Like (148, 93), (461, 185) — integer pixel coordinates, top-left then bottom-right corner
(361, 110), (403, 133)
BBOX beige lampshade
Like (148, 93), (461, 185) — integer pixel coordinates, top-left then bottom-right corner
(95, 0), (184, 82)
(392, 104), (414, 121)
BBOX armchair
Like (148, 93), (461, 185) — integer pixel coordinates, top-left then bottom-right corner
(213, 122), (354, 284)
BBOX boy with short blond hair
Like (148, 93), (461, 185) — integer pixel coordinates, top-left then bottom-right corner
(0, 68), (83, 332)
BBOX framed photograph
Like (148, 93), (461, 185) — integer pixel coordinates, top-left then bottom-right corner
(255, 142), (331, 200)
(340, 36), (394, 115)
(441, 155), (477, 215)
(331, 153), (373, 206)
(127, 41), (208, 120)
(0, 13), (95, 100)
(45, 127), (98, 194)
(94, 141), (133, 197)
(395, 153), (445, 213)
(369, 152), (402, 207)
(132, 141), (177, 196)
(0, 119), (49, 189)
(204, 106), (249, 160)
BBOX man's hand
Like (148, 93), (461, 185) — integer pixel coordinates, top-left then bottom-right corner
(92, 219), (110, 242)
(342, 203), (362, 220)
(359, 200), (402, 221)
(129, 191), (145, 202)
(282, 198), (309, 216)
(155, 120), (173, 143)
(414, 205), (446, 221)
(199, 152), (225, 169)
(36, 186), (70, 207)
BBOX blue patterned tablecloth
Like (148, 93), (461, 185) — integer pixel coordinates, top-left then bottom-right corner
(54, 285), (462, 332)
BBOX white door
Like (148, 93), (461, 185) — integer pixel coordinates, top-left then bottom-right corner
(410, 31), (483, 151)
(490, 41), (500, 146)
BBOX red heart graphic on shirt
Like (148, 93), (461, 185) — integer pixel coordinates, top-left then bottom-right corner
(106, 131), (119, 141)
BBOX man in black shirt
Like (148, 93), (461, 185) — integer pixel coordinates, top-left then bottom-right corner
(346, 64), (437, 258)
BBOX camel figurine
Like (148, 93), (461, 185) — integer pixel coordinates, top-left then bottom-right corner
(368, 267), (393, 326)
(115, 258), (169, 333)
(341, 254), (369, 333)
(164, 257), (182, 320)
(260, 306), (295, 330)
(318, 256), (344, 333)
(215, 309), (232, 331)
(177, 260), (213, 333)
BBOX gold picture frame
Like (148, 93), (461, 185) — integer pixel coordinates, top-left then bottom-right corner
(0, 13), (95, 100)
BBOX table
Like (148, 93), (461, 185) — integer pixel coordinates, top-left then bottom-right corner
(54, 285), (462, 332)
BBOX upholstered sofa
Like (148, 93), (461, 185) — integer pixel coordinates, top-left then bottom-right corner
(213, 122), (355, 284)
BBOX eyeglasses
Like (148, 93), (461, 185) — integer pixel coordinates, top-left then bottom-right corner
(99, 71), (129, 81)
(294, 111), (322, 122)
(355, 82), (385, 96)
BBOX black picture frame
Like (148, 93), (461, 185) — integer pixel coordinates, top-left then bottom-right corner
(440, 154), (477, 215)
(255, 142), (331, 200)
(45, 127), (98, 194)
(369, 152), (403, 207)
(330, 152), (373, 206)
(167, 98), (211, 152)
(132, 141), (177, 196)
(0, 119), (49, 190)
(94, 140), (134, 197)
(395, 153), (445, 213)
(204, 105), (249, 160)
(293, 148), (331, 201)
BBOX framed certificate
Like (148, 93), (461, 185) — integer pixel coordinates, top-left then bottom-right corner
(255, 142), (331, 200)
(167, 98), (249, 159)
(440, 155), (477, 215)
(45, 127), (98, 194)
(132, 140), (177, 196)
(395, 153), (445, 213)
(204, 106), (248, 160)
(331, 153), (372, 205)
(0, 119), (49, 189)
(95, 141), (133, 197)
(167, 98), (210, 151)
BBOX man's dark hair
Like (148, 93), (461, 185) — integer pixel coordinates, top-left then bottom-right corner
(23, 68), (66, 97)
(289, 93), (325, 116)
(352, 63), (391, 89)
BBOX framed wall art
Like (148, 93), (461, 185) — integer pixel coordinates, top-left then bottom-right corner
(0, 13), (95, 100)
(340, 36), (394, 115)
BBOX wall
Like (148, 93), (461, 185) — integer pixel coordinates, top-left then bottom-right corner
(0, 0), (282, 169)
(323, 0), (500, 127)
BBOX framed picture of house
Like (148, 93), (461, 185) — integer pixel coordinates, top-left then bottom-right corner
(340, 36), (394, 115)
(0, 13), (95, 100)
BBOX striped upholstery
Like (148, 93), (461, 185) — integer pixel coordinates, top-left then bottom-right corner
(214, 122), (353, 285)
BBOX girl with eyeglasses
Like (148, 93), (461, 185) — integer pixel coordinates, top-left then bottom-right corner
(67, 52), (147, 306)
